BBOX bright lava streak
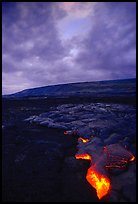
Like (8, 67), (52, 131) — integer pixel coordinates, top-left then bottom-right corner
(78, 137), (89, 143)
(86, 166), (111, 199)
(130, 155), (135, 161)
(75, 153), (111, 199)
(75, 153), (91, 160)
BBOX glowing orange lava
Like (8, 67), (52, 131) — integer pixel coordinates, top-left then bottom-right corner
(75, 153), (91, 160)
(78, 137), (89, 143)
(130, 155), (135, 161)
(86, 166), (111, 199)
(75, 153), (111, 199)
(75, 143), (135, 199)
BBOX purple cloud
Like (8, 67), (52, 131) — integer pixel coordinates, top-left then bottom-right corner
(74, 2), (136, 79)
(2, 2), (136, 94)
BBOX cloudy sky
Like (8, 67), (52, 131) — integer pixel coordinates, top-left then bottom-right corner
(2, 2), (136, 94)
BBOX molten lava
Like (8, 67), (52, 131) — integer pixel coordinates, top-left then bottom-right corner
(130, 155), (135, 161)
(86, 166), (111, 199)
(78, 137), (89, 143)
(75, 153), (91, 160)
(75, 141), (135, 200)
(75, 153), (110, 199)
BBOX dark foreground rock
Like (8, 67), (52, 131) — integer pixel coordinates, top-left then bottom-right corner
(2, 123), (100, 202)
(2, 98), (136, 202)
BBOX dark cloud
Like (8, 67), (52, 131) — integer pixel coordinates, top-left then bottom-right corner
(2, 2), (67, 62)
(2, 2), (136, 94)
(74, 2), (136, 79)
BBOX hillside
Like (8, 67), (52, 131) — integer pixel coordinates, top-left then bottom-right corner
(3, 78), (136, 99)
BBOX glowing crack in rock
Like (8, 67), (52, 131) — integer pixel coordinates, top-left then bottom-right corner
(78, 137), (89, 143)
(130, 155), (135, 161)
(103, 144), (135, 168)
(75, 153), (91, 160)
(73, 136), (135, 200)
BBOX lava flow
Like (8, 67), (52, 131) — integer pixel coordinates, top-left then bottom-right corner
(78, 137), (89, 143)
(86, 166), (111, 199)
(75, 153), (110, 199)
(75, 153), (91, 160)
(75, 137), (111, 199)
(130, 155), (135, 161)
(69, 133), (135, 199)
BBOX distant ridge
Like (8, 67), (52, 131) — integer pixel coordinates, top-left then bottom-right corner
(3, 78), (136, 99)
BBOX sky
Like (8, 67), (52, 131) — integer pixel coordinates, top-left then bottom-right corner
(2, 2), (136, 94)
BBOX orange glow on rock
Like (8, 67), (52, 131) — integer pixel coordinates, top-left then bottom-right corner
(86, 166), (111, 199)
(64, 131), (68, 135)
(75, 153), (91, 160)
(78, 137), (89, 143)
(130, 155), (135, 161)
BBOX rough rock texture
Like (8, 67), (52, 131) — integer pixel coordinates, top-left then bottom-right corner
(24, 102), (136, 147)
(24, 102), (136, 202)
